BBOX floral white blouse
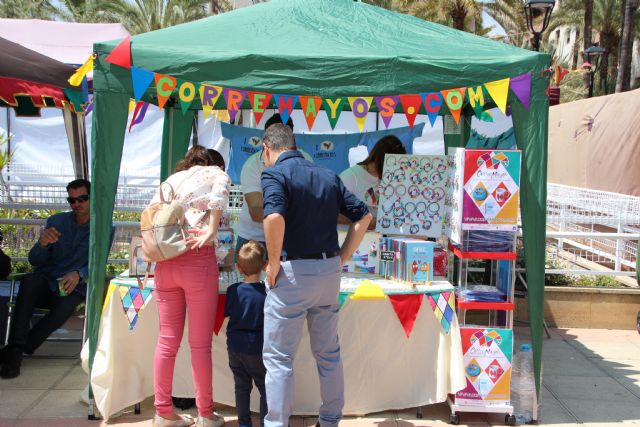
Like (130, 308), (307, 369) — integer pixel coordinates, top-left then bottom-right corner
(152, 165), (230, 228)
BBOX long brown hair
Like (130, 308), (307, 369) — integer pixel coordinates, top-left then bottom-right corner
(174, 145), (214, 172)
(358, 135), (406, 179)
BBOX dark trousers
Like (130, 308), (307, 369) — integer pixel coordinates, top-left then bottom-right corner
(8, 272), (83, 354)
(228, 350), (268, 427)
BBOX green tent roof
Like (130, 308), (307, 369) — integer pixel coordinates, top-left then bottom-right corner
(95, 0), (546, 97)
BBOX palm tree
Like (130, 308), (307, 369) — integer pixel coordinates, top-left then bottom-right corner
(399, 0), (483, 31)
(56, 0), (121, 23)
(483, 0), (529, 47)
(614, 0), (638, 91)
(0, 0), (57, 19)
(107, 0), (211, 35)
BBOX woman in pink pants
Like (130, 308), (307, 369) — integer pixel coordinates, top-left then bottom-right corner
(151, 146), (230, 427)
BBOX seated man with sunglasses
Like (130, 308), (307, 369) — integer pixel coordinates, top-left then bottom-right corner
(0, 179), (95, 379)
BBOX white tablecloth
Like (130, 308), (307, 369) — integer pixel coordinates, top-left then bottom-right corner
(83, 274), (465, 419)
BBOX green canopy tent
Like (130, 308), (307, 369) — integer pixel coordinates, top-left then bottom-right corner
(89, 0), (550, 414)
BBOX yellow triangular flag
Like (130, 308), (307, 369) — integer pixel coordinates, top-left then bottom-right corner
(347, 96), (373, 132)
(68, 55), (94, 86)
(484, 78), (510, 114)
(128, 99), (136, 113)
(350, 280), (386, 300)
(199, 84), (223, 118)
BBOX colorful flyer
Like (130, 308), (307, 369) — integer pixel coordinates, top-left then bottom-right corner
(338, 231), (379, 274)
(456, 328), (513, 406)
(376, 154), (448, 237)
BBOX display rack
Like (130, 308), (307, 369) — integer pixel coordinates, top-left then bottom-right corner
(446, 240), (517, 426)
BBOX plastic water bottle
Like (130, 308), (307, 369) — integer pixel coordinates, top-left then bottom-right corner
(511, 343), (534, 424)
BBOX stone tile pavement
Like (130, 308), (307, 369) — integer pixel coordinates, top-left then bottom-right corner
(1, 326), (639, 427)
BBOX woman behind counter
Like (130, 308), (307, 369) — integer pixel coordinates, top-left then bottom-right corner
(339, 135), (406, 227)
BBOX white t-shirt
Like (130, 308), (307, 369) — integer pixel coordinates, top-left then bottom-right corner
(339, 164), (380, 218)
(237, 150), (313, 241)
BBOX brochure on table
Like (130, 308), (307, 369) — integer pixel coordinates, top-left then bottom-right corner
(376, 154), (448, 237)
(445, 149), (521, 244)
(456, 328), (513, 407)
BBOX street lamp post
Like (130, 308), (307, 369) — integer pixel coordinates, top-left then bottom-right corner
(524, 0), (556, 51)
(584, 45), (606, 97)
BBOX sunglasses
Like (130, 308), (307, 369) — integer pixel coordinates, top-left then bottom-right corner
(67, 195), (89, 204)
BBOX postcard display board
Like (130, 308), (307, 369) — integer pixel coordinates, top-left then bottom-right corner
(376, 154), (448, 237)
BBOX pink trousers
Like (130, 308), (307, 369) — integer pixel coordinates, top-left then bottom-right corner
(153, 246), (218, 417)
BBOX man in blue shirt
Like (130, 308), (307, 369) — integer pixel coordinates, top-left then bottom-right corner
(0, 179), (92, 379)
(260, 124), (372, 427)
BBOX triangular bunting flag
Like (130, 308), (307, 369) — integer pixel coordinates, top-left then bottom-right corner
(338, 292), (349, 308)
(248, 91), (273, 124)
(441, 88), (466, 125)
(128, 98), (136, 113)
(350, 280), (386, 300)
(129, 101), (143, 132)
(484, 78), (510, 114)
(388, 294), (423, 338)
(299, 96), (323, 130)
(467, 86), (487, 118)
(421, 92), (444, 127)
(224, 88), (247, 123)
(200, 84), (223, 118)
(273, 94), (298, 125)
(323, 97), (345, 129)
(154, 73), (177, 109)
(479, 110), (494, 122)
(375, 95), (399, 128)
(104, 36), (131, 69)
(177, 79), (198, 115)
(555, 64), (570, 86)
(68, 55), (94, 86)
(348, 96), (373, 132)
(425, 291), (456, 335)
(130, 66), (154, 102)
(510, 73), (532, 110)
(399, 94), (422, 128)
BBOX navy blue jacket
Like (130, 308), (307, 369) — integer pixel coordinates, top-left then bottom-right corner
(261, 150), (368, 257)
(224, 281), (267, 355)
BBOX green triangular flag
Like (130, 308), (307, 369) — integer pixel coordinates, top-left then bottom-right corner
(322, 97), (345, 129)
(176, 79), (199, 115)
(338, 292), (349, 308)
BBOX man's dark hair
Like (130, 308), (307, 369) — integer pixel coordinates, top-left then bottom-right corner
(264, 113), (294, 131)
(66, 179), (91, 194)
(263, 123), (296, 152)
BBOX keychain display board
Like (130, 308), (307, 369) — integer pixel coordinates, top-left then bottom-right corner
(456, 327), (513, 407)
(376, 154), (448, 237)
(446, 149), (521, 243)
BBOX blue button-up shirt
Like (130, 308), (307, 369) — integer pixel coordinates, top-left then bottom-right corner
(261, 150), (369, 257)
(224, 281), (267, 355)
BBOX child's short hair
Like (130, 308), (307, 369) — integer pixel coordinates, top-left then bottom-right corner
(237, 241), (266, 276)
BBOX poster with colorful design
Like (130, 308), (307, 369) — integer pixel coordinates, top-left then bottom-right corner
(376, 154), (448, 237)
(456, 328), (513, 406)
(447, 148), (520, 235)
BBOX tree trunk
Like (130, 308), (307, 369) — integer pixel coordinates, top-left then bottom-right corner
(616, 0), (638, 92)
(583, 0), (594, 92)
(598, 31), (618, 95)
(572, 29), (580, 69)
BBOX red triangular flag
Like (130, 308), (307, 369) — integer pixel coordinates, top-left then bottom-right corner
(388, 294), (424, 338)
(104, 36), (131, 69)
(213, 295), (226, 336)
(399, 94), (422, 128)
(248, 91), (273, 124)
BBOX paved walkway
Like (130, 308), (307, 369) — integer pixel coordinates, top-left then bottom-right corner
(1, 326), (639, 427)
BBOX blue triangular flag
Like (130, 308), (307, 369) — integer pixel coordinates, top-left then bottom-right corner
(131, 66), (155, 102)
(273, 94), (298, 125)
(420, 92), (444, 127)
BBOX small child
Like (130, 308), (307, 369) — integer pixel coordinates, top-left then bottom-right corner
(224, 240), (268, 427)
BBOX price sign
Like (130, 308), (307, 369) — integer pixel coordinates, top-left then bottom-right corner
(380, 250), (395, 261)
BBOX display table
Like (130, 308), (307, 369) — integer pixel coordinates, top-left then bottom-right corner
(82, 273), (466, 420)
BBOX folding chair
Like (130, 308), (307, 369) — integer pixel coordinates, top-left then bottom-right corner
(4, 272), (87, 357)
